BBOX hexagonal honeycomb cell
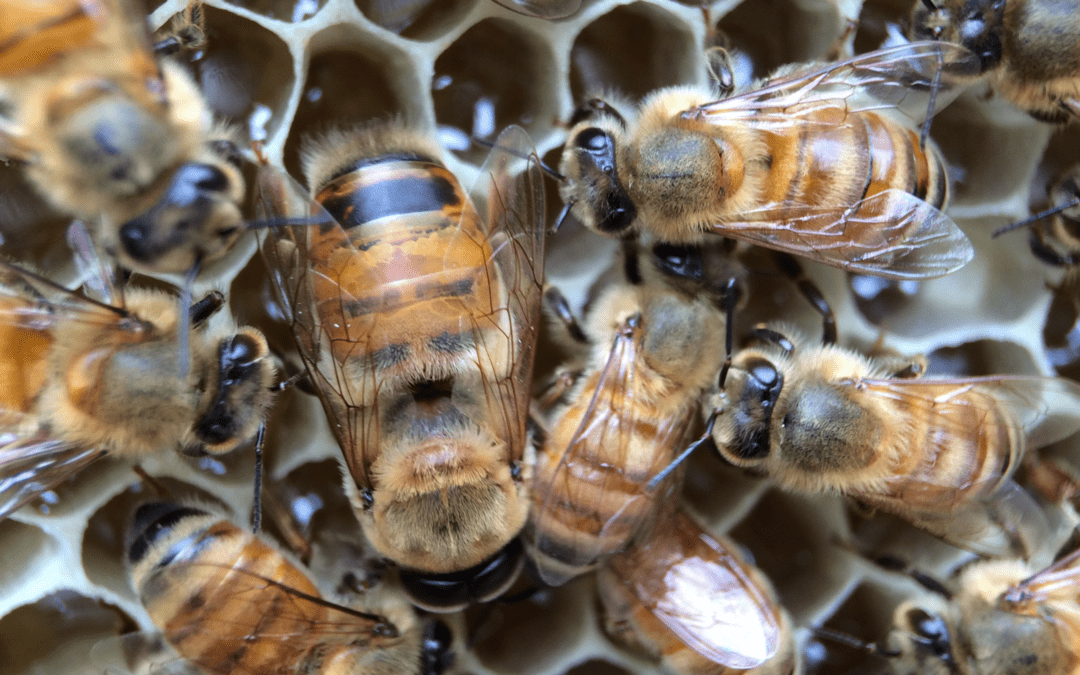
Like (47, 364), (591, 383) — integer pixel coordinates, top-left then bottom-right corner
(1, 0), (1078, 673)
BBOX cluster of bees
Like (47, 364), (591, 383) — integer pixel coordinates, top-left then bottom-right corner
(3, 0), (1080, 674)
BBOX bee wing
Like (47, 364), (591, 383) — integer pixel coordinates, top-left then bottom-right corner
(489, 0), (581, 18)
(851, 376), (1080, 557)
(254, 163), (371, 484)
(0, 258), (130, 329)
(67, 221), (124, 308)
(605, 509), (783, 669)
(708, 188), (973, 280)
(690, 41), (980, 129)
(456, 125), (546, 466)
(0, 431), (106, 520)
(144, 557), (397, 675)
(530, 316), (691, 586)
(1003, 546), (1080, 607)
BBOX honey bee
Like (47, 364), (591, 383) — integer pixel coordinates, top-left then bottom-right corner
(700, 324), (1080, 558)
(0, 0), (247, 276)
(881, 547), (1080, 674)
(907, 0), (1080, 124)
(558, 42), (978, 280)
(127, 501), (455, 675)
(597, 506), (797, 675)
(527, 252), (728, 586)
(0, 254), (277, 520)
(256, 122), (545, 611)
(993, 164), (1080, 269)
(490, 0), (581, 18)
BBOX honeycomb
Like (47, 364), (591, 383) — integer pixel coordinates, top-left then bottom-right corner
(2, 0), (1080, 673)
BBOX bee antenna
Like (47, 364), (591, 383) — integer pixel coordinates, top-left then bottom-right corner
(176, 256), (202, 377)
(271, 370), (306, 393)
(251, 423), (265, 533)
(550, 198), (576, 234)
(920, 0), (939, 10)
(470, 137), (567, 182)
(718, 277), (738, 389)
(811, 626), (901, 658)
(992, 198), (1080, 237)
(646, 411), (719, 491)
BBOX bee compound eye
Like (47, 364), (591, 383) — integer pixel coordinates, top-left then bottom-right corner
(574, 127), (611, 152)
(118, 217), (154, 262)
(223, 333), (261, 367)
(127, 503), (208, 564)
(399, 538), (524, 613)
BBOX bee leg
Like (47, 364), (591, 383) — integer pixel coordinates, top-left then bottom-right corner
(543, 285), (589, 345)
(811, 626), (901, 659)
(872, 555), (953, 598)
(1029, 226), (1080, 267)
(704, 47), (736, 99)
(769, 251), (837, 344)
(538, 368), (581, 410)
(1022, 454), (1080, 505)
(748, 325), (796, 356)
(189, 290), (225, 327)
(153, 0), (207, 58)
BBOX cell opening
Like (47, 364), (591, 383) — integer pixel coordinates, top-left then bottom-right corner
(356, 0), (475, 39)
(222, 0), (326, 22)
(433, 19), (556, 164)
(714, 0), (843, 81)
(570, 3), (697, 104)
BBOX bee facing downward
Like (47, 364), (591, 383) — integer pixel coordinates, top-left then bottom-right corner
(0, 0), (247, 275)
(558, 42), (977, 280)
(700, 324), (1080, 559)
(257, 121), (545, 611)
(0, 253), (277, 521)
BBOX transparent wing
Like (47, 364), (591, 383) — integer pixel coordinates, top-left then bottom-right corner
(530, 314), (692, 586)
(458, 124), (546, 470)
(489, 0), (581, 18)
(605, 509), (783, 669)
(712, 189), (973, 280)
(1003, 546), (1080, 608)
(850, 376), (1080, 556)
(690, 41), (980, 129)
(254, 161), (373, 487)
(0, 259), (131, 330)
(67, 220), (123, 307)
(0, 431), (105, 521)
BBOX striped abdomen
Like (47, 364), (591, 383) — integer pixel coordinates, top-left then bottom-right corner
(877, 388), (1021, 509)
(307, 156), (504, 378)
(130, 507), (403, 675)
(528, 371), (695, 584)
(756, 107), (949, 241)
(0, 296), (53, 421)
(0, 0), (99, 76)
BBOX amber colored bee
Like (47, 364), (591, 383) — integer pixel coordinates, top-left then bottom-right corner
(527, 251), (728, 586)
(0, 253), (277, 520)
(126, 502), (455, 675)
(256, 122), (545, 611)
(907, 0), (1080, 124)
(881, 547), (1080, 674)
(598, 507), (797, 675)
(700, 324), (1080, 559)
(558, 42), (978, 280)
(0, 0), (247, 275)
(489, 0), (580, 18)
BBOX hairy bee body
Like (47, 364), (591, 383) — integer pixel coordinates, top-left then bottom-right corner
(559, 43), (974, 280)
(886, 551), (1080, 674)
(259, 122), (545, 609)
(529, 272), (726, 585)
(704, 325), (1080, 557)
(909, 0), (1080, 123)
(0, 0), (247, 275)
(128, 503), (425, 675)
(0, 261), (277, 520)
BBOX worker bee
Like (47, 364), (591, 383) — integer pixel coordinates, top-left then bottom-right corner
(907, 0), (1080, 124)
(527, 250), (729, 586)
(699, 324), (1080, 558)
(597, 506), (797, 675)
(490, 0), (581, 19)
(0, 252), (277, 520)
(558, 42), (978, 280)
(0, 0), (247, 276)
(880, 547), (1080, 674)
(256, 122), (545, 611)
(127, 501), (455, 675)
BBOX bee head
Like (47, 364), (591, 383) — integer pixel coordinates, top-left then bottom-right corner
(559, 105), (637, 237)
(398, 538), (524, 613)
